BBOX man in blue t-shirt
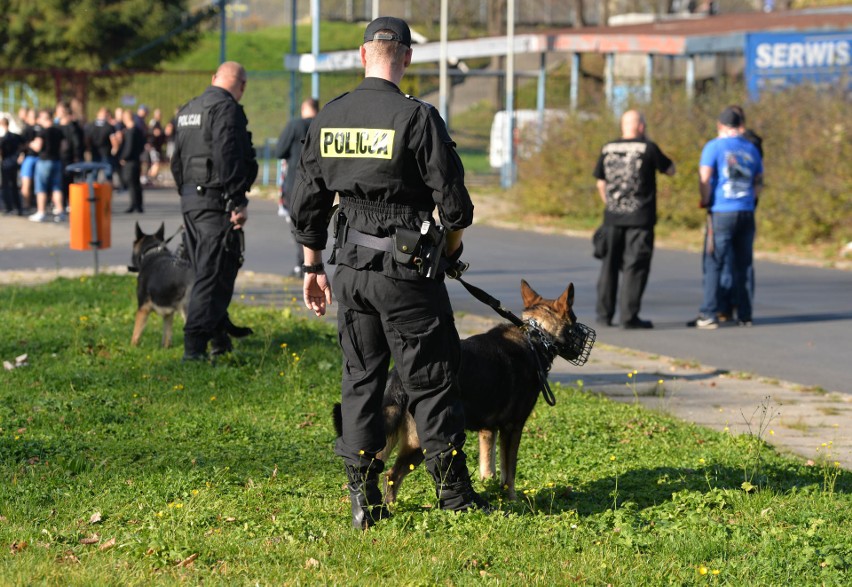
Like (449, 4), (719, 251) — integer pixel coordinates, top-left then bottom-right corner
(690, 107), (763, 329)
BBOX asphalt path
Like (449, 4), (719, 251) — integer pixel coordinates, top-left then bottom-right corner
(3, 189), (851, 394)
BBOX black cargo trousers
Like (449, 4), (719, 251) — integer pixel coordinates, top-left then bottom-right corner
(182, 208), (243, 346)
(333, 264), (467, 468)
(596, 224), (654, 325)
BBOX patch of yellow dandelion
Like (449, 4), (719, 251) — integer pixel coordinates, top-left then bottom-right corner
(359, 450), (365, 456)
(698, 565), (708, 575)
(769, 429), (775, 435)
(609, 455), (616, 461)
(409, 464), (415, 471)
(210, 396), (216, 402)
(451, 449), (457, 456)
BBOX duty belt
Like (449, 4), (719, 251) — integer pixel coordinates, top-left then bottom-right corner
(344, 227), (394, 253)
(180, 185), (224, 198)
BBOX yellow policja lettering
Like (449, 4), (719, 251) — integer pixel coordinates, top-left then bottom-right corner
(321, 128), (394, 159)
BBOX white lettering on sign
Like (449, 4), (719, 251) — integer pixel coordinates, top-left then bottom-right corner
(755, 40), (850, 69)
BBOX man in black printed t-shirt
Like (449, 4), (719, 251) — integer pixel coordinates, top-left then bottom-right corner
(592, 110), (676, 329)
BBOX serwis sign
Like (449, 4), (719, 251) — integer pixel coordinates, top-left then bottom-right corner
(745, 31), (851, 100)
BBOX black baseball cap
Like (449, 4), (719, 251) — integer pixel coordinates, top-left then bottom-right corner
(364, 16), (411, 47)
(718, 106), (744, 128)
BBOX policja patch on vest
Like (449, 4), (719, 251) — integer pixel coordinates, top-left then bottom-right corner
(321, 128), (395, 159)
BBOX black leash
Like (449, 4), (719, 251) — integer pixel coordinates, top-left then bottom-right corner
(451, 274), (557, 406)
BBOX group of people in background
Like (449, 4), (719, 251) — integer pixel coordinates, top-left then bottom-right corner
(592, 105), (763, 332)
(0, 102), (173, 220)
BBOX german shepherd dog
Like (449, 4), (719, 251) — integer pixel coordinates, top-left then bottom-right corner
(129, 222), (193, 348)
(333, 279), (594, 502)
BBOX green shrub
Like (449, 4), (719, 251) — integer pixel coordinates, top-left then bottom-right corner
(514, 83), (852, 247)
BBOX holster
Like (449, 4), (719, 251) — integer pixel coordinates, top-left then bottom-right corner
(329, 208), (347, 265)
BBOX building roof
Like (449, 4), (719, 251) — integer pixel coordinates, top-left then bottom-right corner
(539, 8), (852, 55)
(285, 8), (852, 72)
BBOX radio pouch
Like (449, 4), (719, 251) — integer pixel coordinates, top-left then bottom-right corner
(391, 228), (422, 265)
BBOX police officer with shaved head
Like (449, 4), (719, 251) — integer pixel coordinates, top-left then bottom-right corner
(172, 61), (258, 361)
(290, 17), (489, 529)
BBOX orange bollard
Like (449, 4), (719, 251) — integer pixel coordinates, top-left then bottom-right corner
(70, 183), (112, 251)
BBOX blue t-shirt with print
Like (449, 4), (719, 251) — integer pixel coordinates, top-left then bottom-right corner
(700, 135), (763, 213)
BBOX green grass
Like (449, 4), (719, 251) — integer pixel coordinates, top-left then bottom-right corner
(1, 276), (850, 584)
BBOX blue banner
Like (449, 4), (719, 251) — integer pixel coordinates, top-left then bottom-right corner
(745, 31), (851, 100)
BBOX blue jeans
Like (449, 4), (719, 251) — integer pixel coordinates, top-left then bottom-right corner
(701, 211), (755, 321)
(34, 159), (63, 194)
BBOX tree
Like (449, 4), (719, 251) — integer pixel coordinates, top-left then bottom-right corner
(0, 0), (210, 109)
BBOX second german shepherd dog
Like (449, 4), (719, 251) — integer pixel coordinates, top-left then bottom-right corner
(129, 222), (193, 348)
(334, 278), (592, 502)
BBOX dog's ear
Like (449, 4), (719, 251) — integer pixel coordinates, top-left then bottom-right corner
(555, 282), (575, 314)
(520, 279), (543, 309)
(135, 222), (143, 240)
(156, 223), (165, 241)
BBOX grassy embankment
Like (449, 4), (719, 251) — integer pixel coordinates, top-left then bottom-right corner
(1, 276), (849, 584)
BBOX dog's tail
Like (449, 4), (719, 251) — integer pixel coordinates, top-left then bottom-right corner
(225, 316), (253, 338)
(331, 368), (410, 439)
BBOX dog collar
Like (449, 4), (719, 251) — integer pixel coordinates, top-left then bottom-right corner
(128, 244), (168, 273)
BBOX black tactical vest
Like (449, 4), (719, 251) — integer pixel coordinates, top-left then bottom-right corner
(174, 93), (219, 189)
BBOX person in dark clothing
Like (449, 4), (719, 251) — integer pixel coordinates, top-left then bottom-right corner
(119, 109), (146, 213)
(19, 109), (39, 211)
(171, 61), (258, 361)
(57, 102), (85, 211)
(274, 97), (319, 275)
(28, 109), (66, 223)
(290, 17), (489, 530)
(85, 107), (116, 180)
(0, 118), (24, 215)
(592, 110), (676, 329)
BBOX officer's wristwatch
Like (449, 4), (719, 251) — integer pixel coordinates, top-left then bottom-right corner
(301, 263), (325, 274)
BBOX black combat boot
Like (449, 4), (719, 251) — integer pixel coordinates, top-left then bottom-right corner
(182, 334), (208, 362)
(345, 461), (391, 530)
(425, 448), (492, 512)
(209, 332), (233, 357)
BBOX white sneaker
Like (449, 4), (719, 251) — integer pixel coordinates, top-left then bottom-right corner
(687, 315), (719, 329)
(28, 211), (48, 223)
(278, 205), (291, 222)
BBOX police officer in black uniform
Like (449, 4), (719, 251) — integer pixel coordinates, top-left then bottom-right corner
(171, 61), (258, 360)
(290, 17), (489, 529)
